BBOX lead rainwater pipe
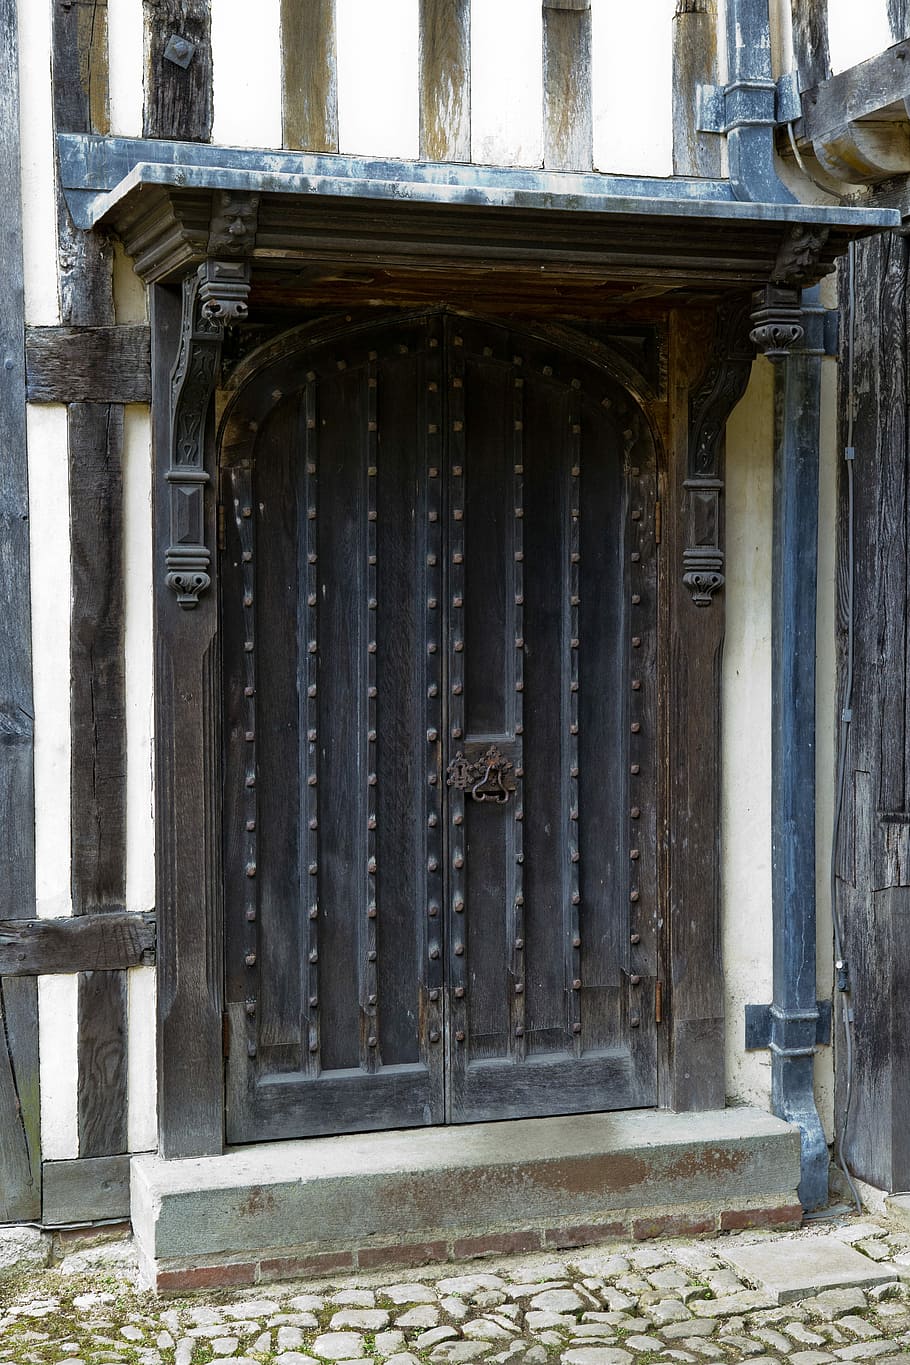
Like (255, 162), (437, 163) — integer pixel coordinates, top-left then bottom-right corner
(723, 0), (830, 1208)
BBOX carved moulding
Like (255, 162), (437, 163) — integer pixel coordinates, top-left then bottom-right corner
(683, 297), (754, 606)
(166, 259), (251, 608)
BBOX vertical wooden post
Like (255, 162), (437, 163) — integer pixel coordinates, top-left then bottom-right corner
(0, 0), (40, 1223)
(281, 0), (338, 152)
(672, 1), (722, 178)
(790, 0), (830, 90)
(889, 2), (910, 43)
(419, 0), (470, 163)
(542, 0), (592, 173)
(52, 0), (129, 1163)
(143, 0), (213, 141)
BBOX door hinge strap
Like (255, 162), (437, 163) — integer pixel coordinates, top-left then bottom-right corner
(655, 980), (664, 1025)
(222, 1010), (231, 1057)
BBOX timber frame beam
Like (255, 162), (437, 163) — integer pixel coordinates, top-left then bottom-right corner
(794, 38), (910, 185)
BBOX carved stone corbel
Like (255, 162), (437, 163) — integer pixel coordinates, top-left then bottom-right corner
(166, 258), (251, 608)
(683, 297), (754, 606)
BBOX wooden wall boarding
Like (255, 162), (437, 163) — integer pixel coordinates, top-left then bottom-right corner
(0, 0), (40, 1224)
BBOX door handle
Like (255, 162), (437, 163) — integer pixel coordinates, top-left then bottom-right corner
(446, 744), (516, 804)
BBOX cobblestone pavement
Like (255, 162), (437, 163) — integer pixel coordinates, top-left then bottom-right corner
(6, 1218), (910, 1365)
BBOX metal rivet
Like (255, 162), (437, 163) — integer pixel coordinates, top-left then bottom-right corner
(428, 683), (439, 698)
(571, 552), (580, 563)
(368, 686), (378, 698)
(243, 594), (253, 607)
(453, 855), (464, 869)
(455, 943), (464, 956)
(242, 551), (252, 563)
(516, 682), (524, 692)
(430, 1029), (440, 1042)
(244, 685), (254, 697)
(246, 863), (257, 878)
(631, 722), (641, 734)
(515, 894), (524, 906)
(455, 1030), (466, 1042)
(309, 995), (318, 1008)
(308, 552), (317, 564)
(245, 730), (255, 742)
(246, 775), (256, 788)
(309, 905), (318, 919)
(571, 681), (579, 693)
(515, 938), (524, 949)
(515, 594), (524, 605)
(631, 465), (640, 476)
(242, 506), (252, 518)
(630, 1013), (641, 1027)
(428, 597), (438, 609)
(309, 818), (318, 830)
(632, 594), (641, 605)
(430, 988), (440, 1002)
(245, 908), (256, 922)
(631, 974), (641, 986)
(427, 728), (438, 742)
(367, 1036), (378, 1048)
(429, 510), (439, 522)
(308, 861), (318, 876)
(573, 934), (581, 947)
(632, 680), (642, 691)
(247, 1041), (257, 1057)
(245, 1000), (257, 1016)
(630, 849), (640, 861)
(630, 890), (640, 903)
(631, 510), (642, 521)
(515, 1025), (525, 1036)
(516, 853), (524, 865)
(308, 508), (317, 520)
(571, 465), (581, 477)
(368, 856), (377, 873)
(245, 952), (256, 967)
(369, 597), (378, 609)
(428, 553), (438, 566)
(515, 810), (523, 822)
(369, 554), (377, 565)
(453, 595), (463, 607)
(454, 640), (464, 652)
(515, 551), (524, 562)
(428, 813), (438, 828)
(454, 509), (464, 521)
(453, 682), (463, 695)
(454, 898), (465, 912)
(455, 985), (465, 999)
(631, 933), (641, 945)
(428, 904), (438, 918)
(308, 774), (317, 786)
(368, 905), (377, 919)
(308, 593), (317, 606)
(515, 983), (524, 995)
(453, 552), (464, 564)
(244, 641), (254, 653)
(428, 857), (438, 871)
(571, 850), (580, 863)
(429, 946), (440, 960)
(309, 1040), (319, 1053)
(428, 774), (438, 785)
(515, 766), (524, 778)
(572, 892), (581, 906)
(573, 1023), (582, 1035)
(453, 813), (463, 827)
(570, 721), (578, 734)
(515, 637), (524, 648)
(368, 949), (377, 962)
(428, 643), (438, 654)
(246, 820), (256, 832)
(631, 806), (641, 819)
(631, 551), (641, 563)
(368, 642), (377, 654)
(452, 726), (463, 739)
(631, 763), (641, 775)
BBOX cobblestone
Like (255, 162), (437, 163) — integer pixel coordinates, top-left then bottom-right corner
(10, 1216), (910, 1365)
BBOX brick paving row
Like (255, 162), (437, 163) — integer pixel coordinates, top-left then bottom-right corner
(4, 1219), (910, 1365)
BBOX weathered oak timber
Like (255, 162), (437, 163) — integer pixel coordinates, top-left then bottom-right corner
(890, 1), (910, 42)
(672, 1), (722, 178)
(143, 0), (213, 142)
(52, 0), (132, 1167)
(153, 284), (224, 1158)
(791, 0), (830, 90)
(835, 233), (910, 1191)
(26, 326), (151, 403)
(0, 913), (156, 977)
(52, 0), (109, 138)
(797, 40), (910, 184)
(0, 0), (39, 1224)
(281, 0), (338, 153)
(542, 0), (592, 173)
(42, 1153), (131, 1225)
(419, 0), (470, 163)
(663, 304), (750, 1112)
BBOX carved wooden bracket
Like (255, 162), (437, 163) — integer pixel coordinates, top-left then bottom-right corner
(683, 297), (754, 607)
(166, 258), (251, 608)
(749, 283), (803, 362)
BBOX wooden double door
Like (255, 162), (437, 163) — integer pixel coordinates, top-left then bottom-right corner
(222, 311), (659, 1143)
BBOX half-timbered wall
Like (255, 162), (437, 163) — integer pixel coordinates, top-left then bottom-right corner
(4, 0), (881, 1222)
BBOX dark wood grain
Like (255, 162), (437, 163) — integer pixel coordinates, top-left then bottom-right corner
(672, 1), (722, 177)
(70, 402), (126, 915)
(0, 912), (156, 977)
(280, 0), (337, 152)
(542, 1), (592, 172)
(26, 326), (151, 403)
(77, 968), (127, 1156)
(143, 0), (213, 141)
(419, 0), (470, 163)
(153, 283), (224, 1159)
(0, 0), (39, 1223)
(52, 0), (109, 137)
(890, 0), (910, 41)
(791, 0), (830, 90)
(42, 1153), (131, 1225)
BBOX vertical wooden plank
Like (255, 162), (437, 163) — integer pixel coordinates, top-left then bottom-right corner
(672, 1), (721, 178)
(419, 0), (470, 163)
(280, 0), (337, 152)
(143, 0), (213, 141)
(153, 284), (224, 1158)
(790, 0), (830, 90)
(542, 0), (592, 173)
(890, 1), (910, 42)
(0, 0), (40, 1222)
(69, 404), (126, 914)
(52, 0), (110, 136)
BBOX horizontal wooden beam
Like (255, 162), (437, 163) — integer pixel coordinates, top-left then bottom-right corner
(25, 325), (150, 403)
(42, 1153), (131, 1225)
(800, 38), (910, 138)
(0, 911), (155, 976)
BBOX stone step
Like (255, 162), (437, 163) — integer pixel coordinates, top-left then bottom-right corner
(131, 1106), (802, 1293)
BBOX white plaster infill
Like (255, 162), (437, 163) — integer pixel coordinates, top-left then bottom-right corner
(132, 1107), (800, 1292)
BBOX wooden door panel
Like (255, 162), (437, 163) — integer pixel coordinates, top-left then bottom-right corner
(224, 311), (658, 1142)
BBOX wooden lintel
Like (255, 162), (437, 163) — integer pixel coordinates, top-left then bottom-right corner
(0, 911), (156, 977)
(26, 325), (151, 403)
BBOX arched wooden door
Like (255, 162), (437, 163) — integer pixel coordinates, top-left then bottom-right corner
(221, 311), (659, 1142)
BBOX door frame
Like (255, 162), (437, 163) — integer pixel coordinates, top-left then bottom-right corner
(151, 272), (753, 1159)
